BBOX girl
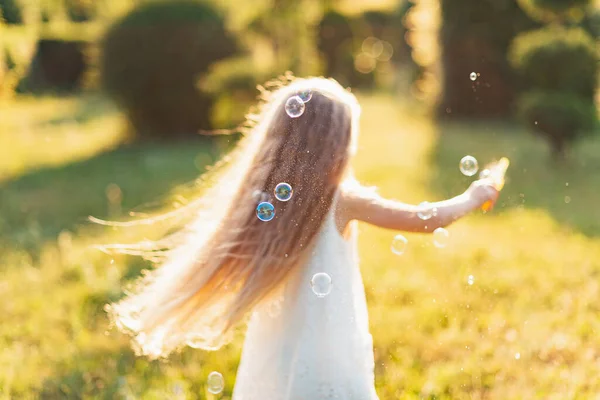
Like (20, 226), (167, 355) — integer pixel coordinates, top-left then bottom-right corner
(105, 77), (499, 399)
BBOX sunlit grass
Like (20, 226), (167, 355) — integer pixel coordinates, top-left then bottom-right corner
(1, 93), (600, 399)
(0, 95), (125, 182)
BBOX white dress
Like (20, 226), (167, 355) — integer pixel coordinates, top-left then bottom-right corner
(233, 205), (379, 400)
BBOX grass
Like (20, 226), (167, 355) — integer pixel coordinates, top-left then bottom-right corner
(1, 92), (600, 399)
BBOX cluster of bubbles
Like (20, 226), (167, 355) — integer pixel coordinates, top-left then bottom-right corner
(255, 182), (294, 222)
(311, 272), (332, 298)
(285, 90), (313, 118)
(460, 155), (479, 176)
(207, 371), (224, 394)
(391, 154), (484, 254)
(467, 275), (475, 285)
(355, 37), (394, 74)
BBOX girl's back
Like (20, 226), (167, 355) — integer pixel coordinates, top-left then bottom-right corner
(102, 76), (499, 399)
(234, 202), (378, 399)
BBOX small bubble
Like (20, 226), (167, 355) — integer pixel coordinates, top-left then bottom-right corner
(479, 169), (491, 179)
(433, 227), (449, 248)
(515, 352), (521, 360)
(310, 272), (332, 298)
(564, 196), (571, 204)
(274, 182), (293, 202)
(391, 234), (408, 255)
(256, 202), (275, 222)
(459, 155), (479, 177)
(470, 72), (477, 81)
(207, 371), (224, 394)
(467, 275), (475, 285)
(297, 90), (313, 103)
(110, 259), (115, 265)
(417, 201), (437, 220)
(285, 96), (305, 118)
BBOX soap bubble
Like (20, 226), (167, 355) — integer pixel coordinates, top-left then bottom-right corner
(479, 169), (491, 179)
(297, 90), (312, 103)
(467, 275), (475, 285)
(207, 371), (224, 395)
(433, 227), (449, 248)
(256, 202), (275, 222)
(274, 182), (293, 202)
(391, 234), (408, 255)
(470, 72), (477, 81)
(310, 272), (332, 298)
(417, 201), (438, 220)
(459, 155), (479, 177)
(285, 96), (305, 118)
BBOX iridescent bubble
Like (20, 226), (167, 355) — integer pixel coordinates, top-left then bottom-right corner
(467, 275), (475, 285)
(417, 201), (438, 220)
(207, 371), (224, 395)
(433, 227), (449, 248)
(391, 234), (408, 255)
(479, 169), (491, 179)
(285, 96), (305, 118)
(470, 72), (477, 81)
(459, 155), (479, 177)
(310, 272), (332, 298)
(256, 202), (275, 222)
(274, 182), (293, 202)
(297, 90), (313, 103)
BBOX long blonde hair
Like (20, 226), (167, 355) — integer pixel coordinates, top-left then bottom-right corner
(103, 76), (360, 359)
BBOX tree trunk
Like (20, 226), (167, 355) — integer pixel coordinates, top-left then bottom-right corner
(549, 136), (569, 164)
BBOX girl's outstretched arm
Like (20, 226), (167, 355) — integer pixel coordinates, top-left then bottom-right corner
(338, 180), (498, 233)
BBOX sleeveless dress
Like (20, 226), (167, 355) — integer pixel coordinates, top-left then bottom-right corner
(232, 205), (379, 400)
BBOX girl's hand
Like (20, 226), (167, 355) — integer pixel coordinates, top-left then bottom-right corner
(466, 179), (499, 209)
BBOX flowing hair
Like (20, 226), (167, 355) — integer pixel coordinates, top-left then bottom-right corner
(102, 76), (360, 359)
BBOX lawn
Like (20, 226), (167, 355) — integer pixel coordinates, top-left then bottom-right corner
(1, 92), (600, 399)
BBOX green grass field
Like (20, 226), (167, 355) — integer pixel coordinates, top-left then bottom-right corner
(1, 93), (600, 399)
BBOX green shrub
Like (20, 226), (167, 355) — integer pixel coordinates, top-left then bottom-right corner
(0, 0), (24, 23)
(517, 90), (598, 159)
(64, 0), (96, 22)
(100, 0), (239, 140)
(581, 7), (599, 37)
(438, 0), (540, 118)
(518, 0), (592, 21)
(509, 26), (597, 100)
(316, 10), (358, 87)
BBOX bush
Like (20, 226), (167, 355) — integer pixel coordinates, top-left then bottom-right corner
(18, 39), (89, 93)
(517, 91), (597, 159)
(316, 10), (355, 86)
(438, 0), (539, 118)
(0, 0), (23, 23)
(65, 0), (96, 22)
(518, 0), (592, 21)
(509, 27), (596, 100)
(100, 0), (239, 140)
